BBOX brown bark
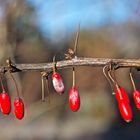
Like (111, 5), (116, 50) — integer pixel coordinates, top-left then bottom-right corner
(2, 57), (140, 73)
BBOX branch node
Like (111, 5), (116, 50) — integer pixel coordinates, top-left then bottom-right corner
(6, 58), (21, 73)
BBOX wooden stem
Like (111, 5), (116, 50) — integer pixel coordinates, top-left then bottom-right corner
(1, 57), (140, 73)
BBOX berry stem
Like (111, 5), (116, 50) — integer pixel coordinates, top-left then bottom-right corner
(72, 67), (76, 87)
(45, 75), (51, 104)
(107, 65), (123, 99)
(9, 71), (20, 98)
(110, 69), (123, 99)
(0, 75), (5, 92)
(112, 73), (123, 100)
(108, 70), (115, 84)
(129, 69), (136, 91)
(116, 84), (123, 100)
(41, 74), (45, 101)
(103, 65), (115, 94)
(108, 68), (119, 89)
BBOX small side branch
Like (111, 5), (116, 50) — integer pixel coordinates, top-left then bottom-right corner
(1, 57), (140, 73)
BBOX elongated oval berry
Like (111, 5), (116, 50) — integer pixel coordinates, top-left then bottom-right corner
(52, 72), (64, 94)
(118, 101), (132, 122)
(133, 90), (140, 109)
(115, 86), (129, 103)
(69, 87), (80, 112)
(14, 98), (24, 120)
(0, 92), (11, 115)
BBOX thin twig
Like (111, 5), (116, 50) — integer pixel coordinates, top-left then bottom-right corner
(53, 55), (56, 73)
(74, 24), (80, 56)
(71, 24), (80, 87)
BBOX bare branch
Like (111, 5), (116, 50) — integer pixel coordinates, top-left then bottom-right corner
(1, 57), (140, 73)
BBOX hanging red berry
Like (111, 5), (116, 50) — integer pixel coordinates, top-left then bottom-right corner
(133, 90), (140, 109)
(14, 98), (24, 120)
(115, 85), (132, 122)
(69, 86), (80, 112)
(115, 86), (130, 103)
(52, 72), (64, 94)
(0, 92), (11, 115)
(129, 69), (140, 110)
(118, 100), (132, 122)
(103, 64), (134, 122)
(6, 62), (25, 120)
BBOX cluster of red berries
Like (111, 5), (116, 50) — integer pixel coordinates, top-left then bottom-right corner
(0, 91), (24, 120)
(52, 69), (80, 112)
(115, 83), (140, 122)
(49, 59), (140, 123)
(0, 76), (24, 120)
(50, 28), (81, 112)
(104, 66), (140, 122)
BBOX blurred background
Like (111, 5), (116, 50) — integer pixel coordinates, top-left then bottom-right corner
(0, 0), (140, 139)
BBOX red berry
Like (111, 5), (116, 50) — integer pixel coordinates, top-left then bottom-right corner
(14, 98), (24, 120)
(133, 90), (140, 109)
(52, 72), (64, 94)
(0, 92), (11, 115)
(69, 87), (80, 112)
(118, 101), (132, 122)
(115, 86), (129, 103)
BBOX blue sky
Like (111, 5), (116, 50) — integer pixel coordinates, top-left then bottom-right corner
(26, 0), (138, 41)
